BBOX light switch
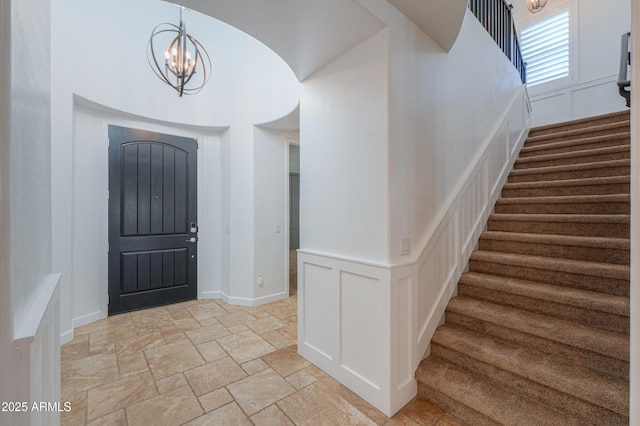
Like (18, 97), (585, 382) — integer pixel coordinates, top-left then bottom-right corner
(401, 238), (411, 256)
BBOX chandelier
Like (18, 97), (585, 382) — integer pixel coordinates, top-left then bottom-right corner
(526, 0), (548, 13)
(147, 6), (211, 96)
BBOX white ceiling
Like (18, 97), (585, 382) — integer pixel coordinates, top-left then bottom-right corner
(385, 0), (468, 52)
(174, 0), (386, 81)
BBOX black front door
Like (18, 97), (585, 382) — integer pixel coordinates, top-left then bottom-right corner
(108, 126), (198, 315)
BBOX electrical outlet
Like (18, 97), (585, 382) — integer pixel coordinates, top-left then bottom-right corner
(257, 273), (264, 286)
(275, 224), (281, 233)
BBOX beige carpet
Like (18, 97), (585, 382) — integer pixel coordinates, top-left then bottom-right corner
(416, 111), (631, 425)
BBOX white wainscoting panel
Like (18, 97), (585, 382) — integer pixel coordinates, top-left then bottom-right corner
(340, 271), (382, 387)
(301, 261), (336, 361)
(298, 251), (410, 416)
(529, 74), (627, 127)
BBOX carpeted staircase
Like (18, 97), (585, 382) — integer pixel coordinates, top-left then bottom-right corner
(416, 110), (630, 425)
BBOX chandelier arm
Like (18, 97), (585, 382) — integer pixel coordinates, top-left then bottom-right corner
(191, 37), (212, 85)
(147, 38), (177, 90)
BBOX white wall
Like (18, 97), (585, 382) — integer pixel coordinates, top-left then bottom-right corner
(51, 0), (300, 339)
(69, 103), (225, 330)
(0, 0), (14, 421)
(1, 0), (57, 423)
(298, 0), (530, 415)
(512, 0), (631, 126)
(253, 127), (296, 302)
(383, 7), (526, 265)
(10, 0), (53, 348)
(300, 30), (390, 263)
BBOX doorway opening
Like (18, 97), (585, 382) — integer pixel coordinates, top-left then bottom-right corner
(288, 144), (300, 296)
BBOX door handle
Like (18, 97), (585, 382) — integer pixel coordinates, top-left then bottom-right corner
(186, 237), (198, 243)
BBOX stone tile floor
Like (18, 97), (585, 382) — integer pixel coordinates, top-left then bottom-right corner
(61, 294), (461, 425)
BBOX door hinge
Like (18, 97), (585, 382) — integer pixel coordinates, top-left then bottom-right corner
(107, 242), (109, 252)
(107, 294), (110, 305)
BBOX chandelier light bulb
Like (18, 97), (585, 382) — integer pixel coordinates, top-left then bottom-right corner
(526, 0), (548, 13)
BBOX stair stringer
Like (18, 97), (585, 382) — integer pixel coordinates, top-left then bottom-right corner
(396, 87), (532, 370)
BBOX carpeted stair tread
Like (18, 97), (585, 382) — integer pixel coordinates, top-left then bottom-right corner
(469, 251), (629, 281)
(478, 231), (630, 265)
(507, 159), (630, 183)
(459, 272), (629, 317)
(487, 212), (629, 227)
(446, 297), (629, 362)
(493, 195), (630, 215)
(469, 249), (629, 294)
(458, 272), (630, 335)
(416, 357), (584, 426)
(430, 323), (629, 416)
(488, 213), (630, 234)
(520, 132), (629, 156)
(501, 176), (629, 197)
(479, 231), (629, 250)
(514, 145), (629, 169)
(503, 175), (629, 191)
(525, 121), (630, 145)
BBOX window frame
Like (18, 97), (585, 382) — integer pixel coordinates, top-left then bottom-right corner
(518, 0), (578, 94)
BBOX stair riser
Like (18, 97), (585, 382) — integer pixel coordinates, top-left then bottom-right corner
(525, 126), (630, 146)
(508, 166), (630, 183)
(417, 383), (500, 426)
(528, 113), (630, 137)
(514, 151), (630, 170)
(520, 138), (629, 157)
(468, 260), (629, 296)
(502, 183), (629, 198)
(431, 343), (628, 424)
(487, 220), (629, 238)
(444, 312), (629, 380)
(458, 283), (630, 334)
(478, 239), (630, 265)
(494, 202), (630, 214)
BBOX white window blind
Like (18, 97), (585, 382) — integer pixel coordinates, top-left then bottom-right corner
(521, 9), (570, 87)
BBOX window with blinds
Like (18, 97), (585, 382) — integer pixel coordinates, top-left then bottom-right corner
(520, 9), (570, 87)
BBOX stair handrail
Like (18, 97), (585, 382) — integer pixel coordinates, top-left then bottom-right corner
(617, 31), (631, 107)
(468, 0), (527, 84)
